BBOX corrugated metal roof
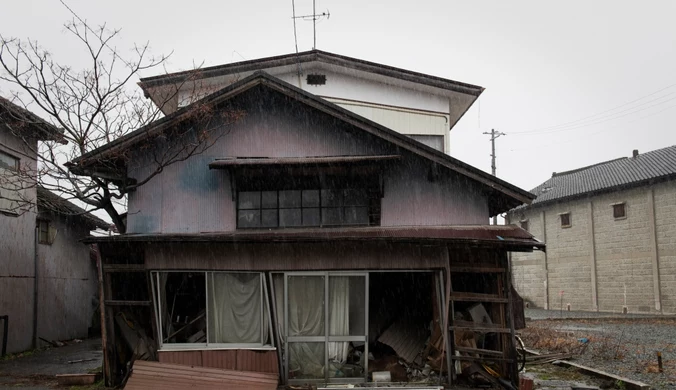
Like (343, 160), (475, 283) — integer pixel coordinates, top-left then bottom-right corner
(83, 225), (544, 250)
(517, 145), (676, 209)
(124, 360), (278, 390)
(209, 155), (401, 168)
(37, 186), (110, 230)
(378, 320), (429, 364)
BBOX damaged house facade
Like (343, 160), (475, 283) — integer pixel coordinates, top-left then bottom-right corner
(69, 51), (544, 388)
(1, 98), (108, 354)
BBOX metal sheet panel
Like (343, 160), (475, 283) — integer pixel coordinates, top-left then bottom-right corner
(124, 360), (277, 390)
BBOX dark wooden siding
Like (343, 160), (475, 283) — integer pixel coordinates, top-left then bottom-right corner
(144, 242), (447, 271)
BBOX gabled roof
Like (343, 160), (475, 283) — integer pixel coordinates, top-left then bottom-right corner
(519, 145), (676, 209)
(0, 97), (65, 142)
(138, 49), (484, 97)
(37, 186), (110, 230)
(69, 71), (534, 215)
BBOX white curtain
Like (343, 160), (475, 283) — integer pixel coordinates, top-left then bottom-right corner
(288, 276), (325, 378)
(328, 277), (350, 364)
(208, 273), (267, 344)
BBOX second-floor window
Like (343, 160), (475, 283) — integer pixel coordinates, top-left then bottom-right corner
(237, 188), (378, 229)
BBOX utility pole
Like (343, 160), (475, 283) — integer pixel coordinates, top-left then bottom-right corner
(483, 129), (506, 225)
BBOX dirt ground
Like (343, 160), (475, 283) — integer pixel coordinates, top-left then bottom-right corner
(0, 338), (103, 389)
(520, 315), (676, 389)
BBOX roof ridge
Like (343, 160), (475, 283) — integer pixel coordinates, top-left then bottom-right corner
(552, 157), (628, 177)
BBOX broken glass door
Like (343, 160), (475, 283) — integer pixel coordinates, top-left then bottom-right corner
(284, 272), (368, 384)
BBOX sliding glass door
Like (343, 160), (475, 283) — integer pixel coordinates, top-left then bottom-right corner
(283, 272), (368, 384)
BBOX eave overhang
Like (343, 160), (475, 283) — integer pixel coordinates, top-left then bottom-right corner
(83, 225), (545, 252)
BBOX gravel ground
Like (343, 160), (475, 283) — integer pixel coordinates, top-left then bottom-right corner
(522, 316), (676, 389)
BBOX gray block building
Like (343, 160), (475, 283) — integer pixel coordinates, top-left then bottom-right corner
(507, 146), (676, 314)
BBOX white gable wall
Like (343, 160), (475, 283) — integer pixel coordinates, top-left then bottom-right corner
(176, 67), (455, 153)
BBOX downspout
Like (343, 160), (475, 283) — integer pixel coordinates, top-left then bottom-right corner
(32, 225), (39, 349)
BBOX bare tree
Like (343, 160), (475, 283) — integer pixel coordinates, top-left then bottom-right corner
(0, 20), (244, 233)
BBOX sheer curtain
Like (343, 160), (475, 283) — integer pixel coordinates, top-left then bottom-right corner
(208, 273), (267, 344)
(328, 276), (350, 364)
(288, 276), (325, 378)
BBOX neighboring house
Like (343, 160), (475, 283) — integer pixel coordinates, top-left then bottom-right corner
(139, 50), (484, 154)
(0, 98), (108, 354)
(507, 146), (676, 315)
(69, 56), (542, 388)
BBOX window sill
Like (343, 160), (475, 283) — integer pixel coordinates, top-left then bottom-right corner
(614, 216), (627, 221)
(561, 225), (571, 229)
(159, 344), (276, 352)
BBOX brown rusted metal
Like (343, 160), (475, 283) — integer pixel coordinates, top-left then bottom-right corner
(84, 225), (544, 250)
(124, 360), (278, 390)
(157, 350), (279, 375)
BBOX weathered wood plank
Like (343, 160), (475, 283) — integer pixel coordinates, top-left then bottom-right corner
(552, 360), (650, 390)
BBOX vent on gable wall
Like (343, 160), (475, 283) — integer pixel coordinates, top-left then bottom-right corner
(307, 74), (327, 85)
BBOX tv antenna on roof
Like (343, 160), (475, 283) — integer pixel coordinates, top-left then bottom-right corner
(292, 0), (330, 49)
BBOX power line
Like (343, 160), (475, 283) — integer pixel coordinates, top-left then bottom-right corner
(58, 0), (133, 68)
(510, 82), (676, 135)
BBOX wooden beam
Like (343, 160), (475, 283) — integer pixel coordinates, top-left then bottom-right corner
(103, 264), (146, 272)
(552, 360), (650, 390)
(94, 244), (111, 387)
(104, 300), (152, 306)
(455, 346), (504, 357)
(449, 292), (508, 303)
(449, 266), (505, 273)
(449, 325), (511, 334)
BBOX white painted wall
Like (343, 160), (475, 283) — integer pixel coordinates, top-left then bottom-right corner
(175, 68), (451, 152)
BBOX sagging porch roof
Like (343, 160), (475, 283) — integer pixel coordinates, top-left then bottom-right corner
(83, 224), (545, 251)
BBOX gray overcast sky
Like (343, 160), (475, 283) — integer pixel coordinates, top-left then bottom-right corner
(2, 0), (676, 192)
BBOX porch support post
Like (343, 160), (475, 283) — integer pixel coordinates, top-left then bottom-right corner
(94, 244), (111, 386)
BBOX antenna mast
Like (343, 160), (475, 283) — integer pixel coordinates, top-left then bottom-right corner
(292, 0), (330, 50)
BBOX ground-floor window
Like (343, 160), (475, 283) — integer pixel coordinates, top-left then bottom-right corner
(151, 271), (273, 349)
(272, 272), (368, 383)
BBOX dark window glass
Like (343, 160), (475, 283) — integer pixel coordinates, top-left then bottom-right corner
(302, 208), (321, 226)
(237, 188), (378, 228)
(238, 210), (261, 228)
(279, 209), (302, 227)
(344, 189), (368, 206)
(321, 190), (342, 207)
(0, 151), (18, 171)
(560, 213), (571, 227)
(302, 190), (320, 207)
(261, 210), (278, 227)
(613, 204), (626, 219)
(322, 207), (343, 225)
(261, 191), (278, 209)
(239, 192), (260, 209)
(345, 206), (369, 225)
(279, 190), (301, 208)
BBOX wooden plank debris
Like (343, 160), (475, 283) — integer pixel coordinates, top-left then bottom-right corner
(552, 360), (650, 390)
(124, 360), (278, 390)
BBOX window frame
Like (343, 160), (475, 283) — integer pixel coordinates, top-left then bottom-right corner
(519, 219), (529, 232)
(559, 212), (571, 228)
(38, 220), (53, 245)
(151, 270), (275, 351)
(236, 188), (377, 229)
(612, 202), (627, 220)
(0, 149), (19, 172)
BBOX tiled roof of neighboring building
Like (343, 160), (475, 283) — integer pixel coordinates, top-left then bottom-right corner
(0, 97), (65, 142)
(37, 186), (110, 230)
(522, 145), (676, 208)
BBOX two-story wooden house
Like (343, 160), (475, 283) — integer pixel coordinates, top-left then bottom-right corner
(69, 54), (543, 388)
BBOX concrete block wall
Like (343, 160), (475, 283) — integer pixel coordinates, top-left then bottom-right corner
(508, 210), (546, 308)
(510, 179), (676, 314)
(655, 180), (676, 313)
(542, 199), (593, 311)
